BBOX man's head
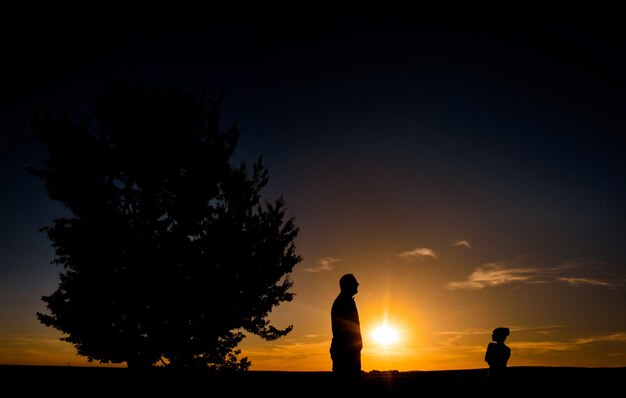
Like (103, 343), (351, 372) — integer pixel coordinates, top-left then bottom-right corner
(339, 273), (359, 295)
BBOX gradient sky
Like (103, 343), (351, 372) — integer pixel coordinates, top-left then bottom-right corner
(1, 6), (625, 371)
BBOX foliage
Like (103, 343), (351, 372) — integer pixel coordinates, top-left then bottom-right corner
(27, 81), (301, 369)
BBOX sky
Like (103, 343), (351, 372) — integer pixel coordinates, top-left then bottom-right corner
(1, 6), (625, 371)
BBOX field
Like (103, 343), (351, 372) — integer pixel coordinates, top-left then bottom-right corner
(2, 365), (624, 397)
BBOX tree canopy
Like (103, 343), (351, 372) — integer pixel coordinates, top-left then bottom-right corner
(27, 81), (301, 370)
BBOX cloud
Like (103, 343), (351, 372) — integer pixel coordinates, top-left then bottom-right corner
(445, 262), (538, 289)
(558, 277), (620, 287)
(511, 332), (626, 353)
(398, 247), (438, 260)
(453, 240), (473, 250)
(445, 261), (621, 290)
(304, 257), (340, 273)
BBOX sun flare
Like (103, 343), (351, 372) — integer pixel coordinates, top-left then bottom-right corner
(370, 324), (401, 346)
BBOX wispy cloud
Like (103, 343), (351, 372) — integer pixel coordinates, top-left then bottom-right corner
(512, 332), (626, 353)
(453, 240), (473, 250)
(436, 325), (566, 337)
(0, 333), (100, 366)
(398, 247), (438, 260)
(558, 277), (619, 287)
(445, 261), (621, 290)
(445, 262), (541, 289)
(433, 326), (626, 349)
(304, 257), (340, 273)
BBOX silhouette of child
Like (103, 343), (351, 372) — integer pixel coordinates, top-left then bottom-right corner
(485, 327), (511, 384)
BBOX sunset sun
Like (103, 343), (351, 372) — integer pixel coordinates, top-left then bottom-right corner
(371, 324), (401, 346)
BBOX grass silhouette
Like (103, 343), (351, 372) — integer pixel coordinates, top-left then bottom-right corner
(2, 364), (624, 397)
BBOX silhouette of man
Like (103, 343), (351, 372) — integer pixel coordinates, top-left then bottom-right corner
(330, 273), (363, 389)
(485, 327), (511, 385)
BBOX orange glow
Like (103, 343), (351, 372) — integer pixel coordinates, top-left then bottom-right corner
(370, 323), (401, 347)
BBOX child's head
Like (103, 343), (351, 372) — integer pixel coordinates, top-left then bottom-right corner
(492, 327), (510, 342)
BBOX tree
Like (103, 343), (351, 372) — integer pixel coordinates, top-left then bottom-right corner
(26, 81), (301, 370)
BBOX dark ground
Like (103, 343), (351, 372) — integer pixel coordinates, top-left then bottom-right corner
(2, 365), (623, 397)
